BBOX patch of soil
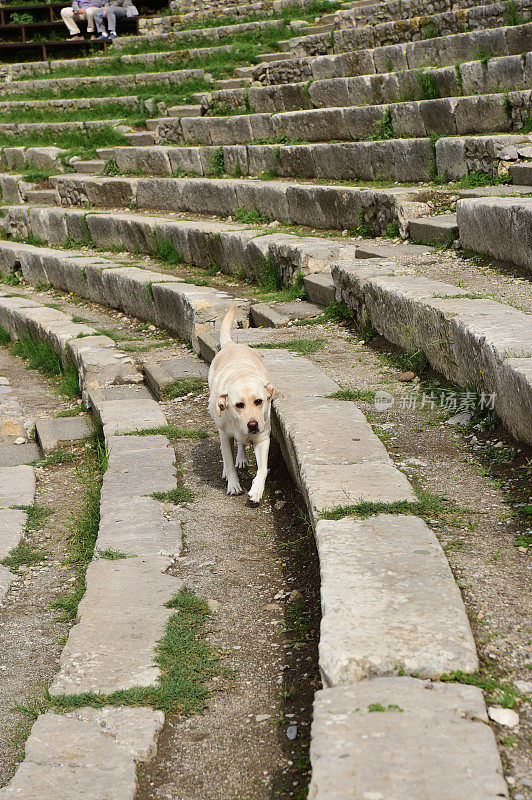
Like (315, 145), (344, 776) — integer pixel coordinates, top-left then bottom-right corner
(135, 390), (321, 800)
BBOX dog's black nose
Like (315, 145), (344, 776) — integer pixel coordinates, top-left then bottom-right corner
(247, 419), (259, 432)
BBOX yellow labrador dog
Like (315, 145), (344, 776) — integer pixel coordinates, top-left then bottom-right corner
(208, 305), (274, 503)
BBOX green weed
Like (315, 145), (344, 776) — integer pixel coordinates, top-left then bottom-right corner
(163, 378), (207, 399)
(328, 388), (376, 402)
(51, 437), (107, 619)
(48, 589), (223, 714)
(127, 424), (208, 439)
(250, 338), (325, 355)
(151, 486), (194, 504)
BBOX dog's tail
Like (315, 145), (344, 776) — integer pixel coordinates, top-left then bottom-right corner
(219, 304), (237, 348)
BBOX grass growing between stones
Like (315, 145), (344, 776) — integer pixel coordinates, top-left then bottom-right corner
(441, 669), (530, 708)
(163, 378), (206, 399)
(10, 334), (81, 399)
(1, 504), (52, 571)
(250, 338), (325, 355)
(127, 423), (208, 439)
(151, 486), (194, 504)
(96, 547), (132, 559)
(0, 126), (129, 158)
(328, 388), (376, 403)
(1, 541), (47, 571)
(51, 434), (107, 620)
(45, 590), (224, 715)
(321, 485), (478, 527)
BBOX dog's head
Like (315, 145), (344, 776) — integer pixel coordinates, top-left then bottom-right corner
(217, 376), (274, 436)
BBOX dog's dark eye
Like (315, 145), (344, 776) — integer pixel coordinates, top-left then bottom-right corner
(235, 402), (245, 409)
(254, 399), (263, 406)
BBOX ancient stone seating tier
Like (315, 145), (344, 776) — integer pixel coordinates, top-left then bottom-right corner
(0, 0), (530, 796)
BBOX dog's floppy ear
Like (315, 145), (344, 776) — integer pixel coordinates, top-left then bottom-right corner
(265, 382), (275, 401)
(216, 393), (228, 416)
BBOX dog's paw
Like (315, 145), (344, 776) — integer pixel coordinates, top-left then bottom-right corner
(248, 482), (264, 504)
(235, 456), (249, 470)
(226, 479), (243, 495)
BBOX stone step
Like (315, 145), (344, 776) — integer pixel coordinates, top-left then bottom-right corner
(112, 17), (284, 48)
(0, 68), (210, 98)
(255, 52), (288, 63)
(142, 355), (208, 399)
(0, 237), (250, 352)
(457, 196), (532, 275)
(0, 95), (138, 113)
(166, 104), (203, 117)
(287, 0), (532, 59)
(316, 515), (477, 685)
(298, 23), (334, 35)
(332, 258), (532, 445)
(409, 213), (458, 246)
(22, 189), (59, 205)
(71, 160), (105, 174)
(48, 173), (434, 236)
(156, 89), (532, 147)
(0, 119), (128, 137)
(100, 133), (532, 185)
(4, 209), (530, 447)
(124, 131), (157, 145)
(250, 299), (322, 327)
(335, 0), (486, 29)
(252, 22), (531, 85)
(205, 53), (532, 116)
(145, 119), (160, 131)
(0, 709), (164, 800)
(508, 162), (532, 185)
(214, 78), (251, 89)
(310, 678), (508, 800)
(0, 146), (63, 172)
(234, 65), (263, 78)
(0, 507), (27, 601)
(35, 415), (92, 453)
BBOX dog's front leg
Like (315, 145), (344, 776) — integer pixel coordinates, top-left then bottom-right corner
(220, 431), (242, 495)
(248, 437), (270, 503)
(235, 441), (248, 469)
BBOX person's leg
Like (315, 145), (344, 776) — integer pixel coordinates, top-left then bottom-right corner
(61, 6), (81, 35)
(84, 5), (96, 33)
(93, 8), (106, 34)
(106, 5), (127, 33)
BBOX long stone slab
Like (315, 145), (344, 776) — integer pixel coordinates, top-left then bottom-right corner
(0, 507), (27, 559)
(97, 496), (182, 557)
(309, 678), (508, 800)
(50, 174), (431, 236)
(316, 515), (478, 686)
(0, 465), (35, 507)
(0, 236), (250, 352)
(97, 398), (167, 437)
(50, 556), (183, 695)
(456, 196), (532, 274)
(0, 708), (164, 800)
(101, 435), (176, 500)
(252, 23), (532, 83)
(156, 89), (532, 146)
(332, 259), (532, 445)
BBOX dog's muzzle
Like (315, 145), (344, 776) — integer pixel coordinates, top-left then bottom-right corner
(247, 419), (259, 433)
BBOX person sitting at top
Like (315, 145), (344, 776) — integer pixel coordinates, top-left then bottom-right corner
(94, 0), (138, 40)
(61, 0), (106, 40)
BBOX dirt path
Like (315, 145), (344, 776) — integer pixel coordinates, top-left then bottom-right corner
(135, 390), (320, 800)
(0, 348), (84, 786)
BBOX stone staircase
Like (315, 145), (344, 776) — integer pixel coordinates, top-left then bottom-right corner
(0, 0), (530, 796)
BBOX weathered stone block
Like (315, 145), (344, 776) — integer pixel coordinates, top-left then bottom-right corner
(309, 679), (508, 800)
(316, 515), (477, 686)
